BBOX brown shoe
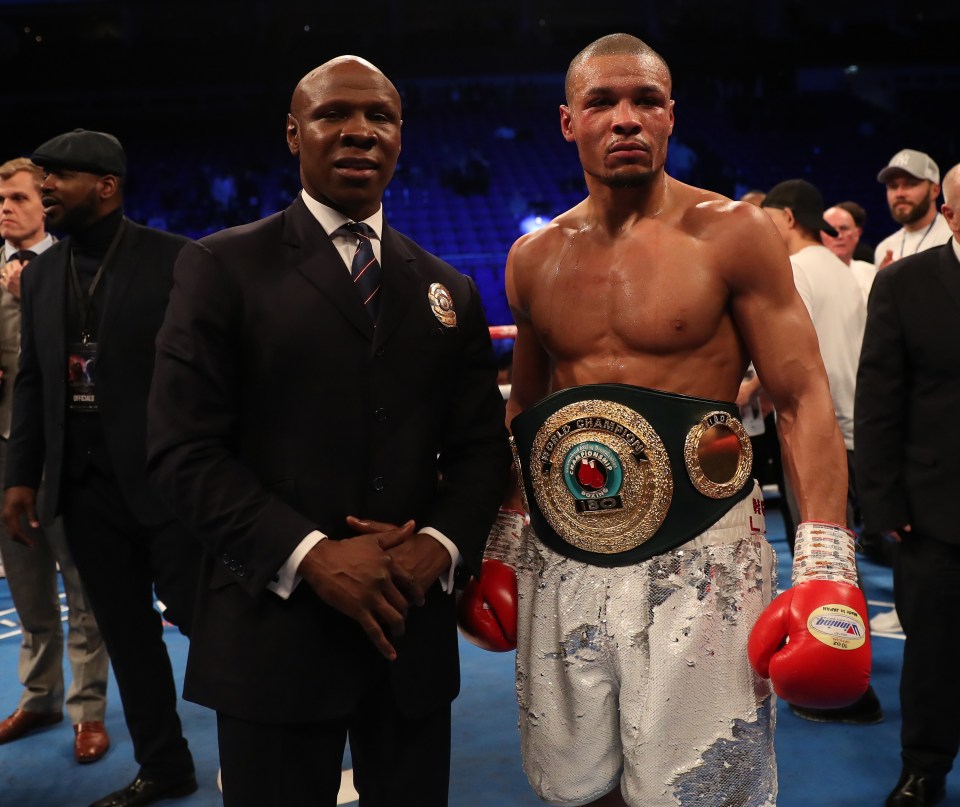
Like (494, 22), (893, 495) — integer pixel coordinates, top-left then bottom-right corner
(0, 708), (63, 743)
(74, 721), (110, 764)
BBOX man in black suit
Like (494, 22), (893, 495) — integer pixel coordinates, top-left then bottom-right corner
(146, 56), (510, 807)
(856, 161), (960, 807)
(0, 157), (111, 764)
(2, 129), (201, 807)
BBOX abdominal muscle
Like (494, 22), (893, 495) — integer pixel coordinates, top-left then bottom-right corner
(547, 340), (746, 404)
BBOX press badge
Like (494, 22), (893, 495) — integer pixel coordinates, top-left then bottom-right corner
(67, 342), (98, 412)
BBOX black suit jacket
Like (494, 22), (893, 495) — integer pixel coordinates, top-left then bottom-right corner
(854, 238), (960, 541)
(147, 196), (510, 723)
(5, 219), (189, 526)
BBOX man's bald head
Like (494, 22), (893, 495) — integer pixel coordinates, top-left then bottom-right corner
(290, 55), (401, 117)
(941, 163), (960, 209)
(565, 33), (671, 104)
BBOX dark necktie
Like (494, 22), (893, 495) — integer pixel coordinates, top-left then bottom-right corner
(337, 222), (381, 322)
(10, 250), (36, 264)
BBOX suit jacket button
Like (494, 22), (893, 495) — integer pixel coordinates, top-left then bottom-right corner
(374, 407), (387, 422)
(372, 476), (385, 491)
(375, 347), (385, 357)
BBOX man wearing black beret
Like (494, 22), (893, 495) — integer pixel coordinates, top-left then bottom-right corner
(2, 129), (202, 807)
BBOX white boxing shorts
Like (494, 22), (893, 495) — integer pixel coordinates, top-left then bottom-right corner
(515, 482), (778, 807)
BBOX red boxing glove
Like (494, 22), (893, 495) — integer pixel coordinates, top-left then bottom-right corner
(457, 559), (518, 652)
(749, 579), (870, 708)
(457, 509), (523, 653)
(748, 522), (871, 709)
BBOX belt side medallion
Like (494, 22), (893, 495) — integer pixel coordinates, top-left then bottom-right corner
(684, 411), (753, 499)
(528, 400), (672, 554)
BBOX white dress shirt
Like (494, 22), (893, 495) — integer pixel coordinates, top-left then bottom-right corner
(269, 190), (460, 598)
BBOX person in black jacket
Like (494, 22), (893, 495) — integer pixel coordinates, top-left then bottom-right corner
(2, 129), (201, 807)
(855, 162), (960, 807)
(146, 57), (510, 807)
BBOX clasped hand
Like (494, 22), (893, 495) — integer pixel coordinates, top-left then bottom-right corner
(297, 516), (450, 661)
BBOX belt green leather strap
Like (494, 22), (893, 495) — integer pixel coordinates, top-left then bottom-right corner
(510, 383), (754, 567)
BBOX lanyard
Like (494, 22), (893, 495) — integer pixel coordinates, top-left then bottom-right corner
(68, 218), (126, 346)
(899, 215), (938, 259)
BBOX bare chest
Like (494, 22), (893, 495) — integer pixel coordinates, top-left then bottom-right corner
(527, 235), (730, 362)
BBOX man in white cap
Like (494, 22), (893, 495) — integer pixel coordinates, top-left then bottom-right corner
(875, 149), (952, 270)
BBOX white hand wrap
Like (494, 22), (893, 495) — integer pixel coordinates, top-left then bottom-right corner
(483, 509), (526, 567)
(792, 521), (859, 587)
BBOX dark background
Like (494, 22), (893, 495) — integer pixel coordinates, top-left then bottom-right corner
(3, 1), (958, 323)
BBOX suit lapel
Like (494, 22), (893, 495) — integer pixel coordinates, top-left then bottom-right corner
(285, 196), (375, 340)
(934, 240), (960, 312)
(0, 247), (19, 354)
(374, 223), (418, 350)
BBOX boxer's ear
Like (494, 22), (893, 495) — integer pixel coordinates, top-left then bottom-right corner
(286, 114), (300, 156)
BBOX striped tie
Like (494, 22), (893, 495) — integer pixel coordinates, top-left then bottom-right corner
(338, 222), (381, 322)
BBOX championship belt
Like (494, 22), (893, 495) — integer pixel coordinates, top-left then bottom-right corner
(510, 383), (753, 567)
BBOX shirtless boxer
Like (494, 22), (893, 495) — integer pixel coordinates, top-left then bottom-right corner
(464, 34), (871, 807)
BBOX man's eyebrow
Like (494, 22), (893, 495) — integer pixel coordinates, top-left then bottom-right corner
(582, 85), (616, 96)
